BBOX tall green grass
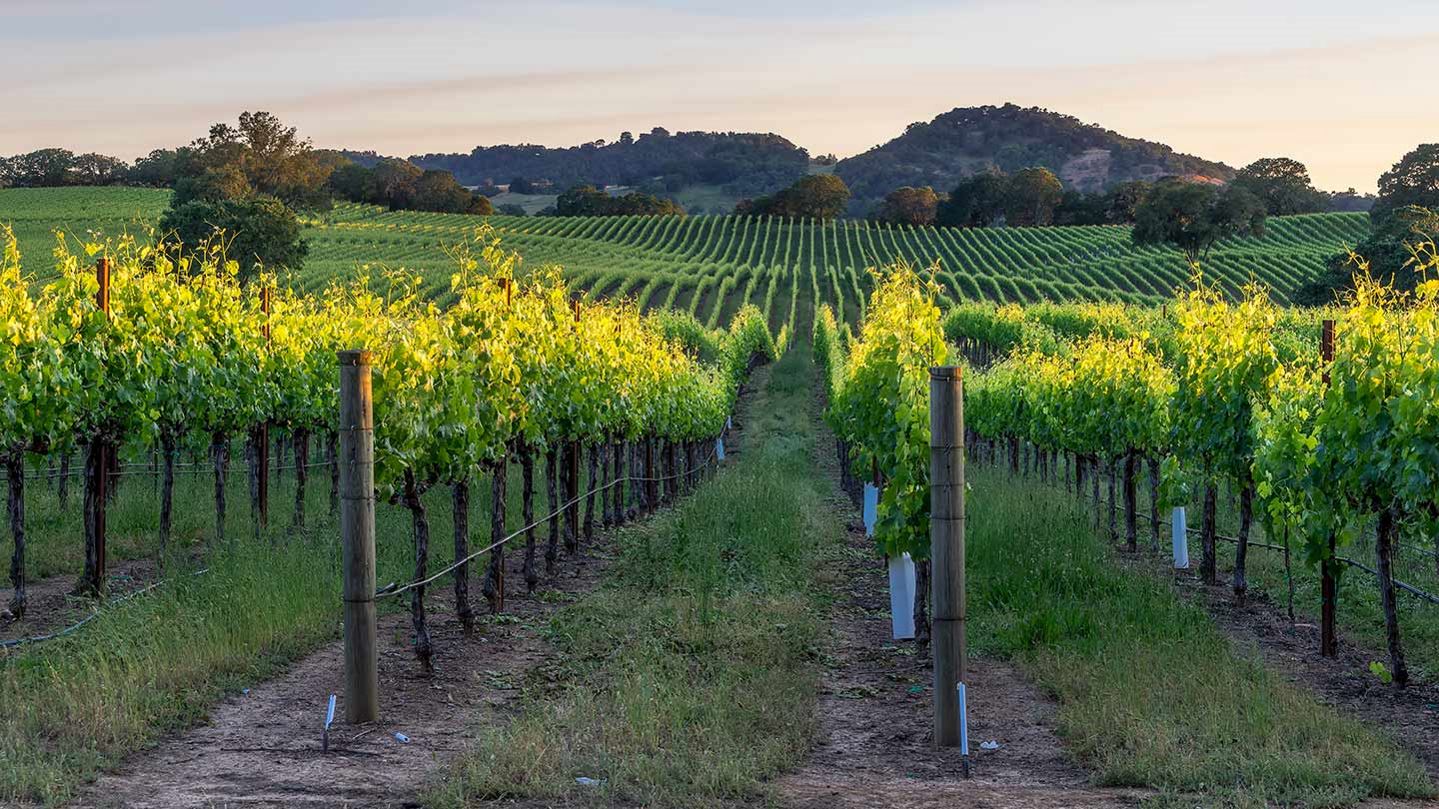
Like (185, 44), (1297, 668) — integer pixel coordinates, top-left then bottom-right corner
(0, 541), (335, 803)
(428, 347), (841, 808)
(966, 468), (1434, 806)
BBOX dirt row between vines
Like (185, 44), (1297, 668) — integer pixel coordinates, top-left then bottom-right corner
(775, 398), (1144, 809)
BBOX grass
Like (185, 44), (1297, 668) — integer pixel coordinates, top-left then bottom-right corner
(426, 346), (842, 808)
(0, 442), (574, 805)
(1071, 465), (1439, 683)
(965, 465), (1435, 807)
(0, 540), (335, 803)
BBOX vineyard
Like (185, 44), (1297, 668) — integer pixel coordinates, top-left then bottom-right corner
(812, 265), (1439, 802)
(4, 188), (1439, 808)
(1, 187), (1369, 338)
(0, 222), (780, 801)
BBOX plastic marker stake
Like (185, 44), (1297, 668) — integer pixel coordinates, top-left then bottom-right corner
(323, 694), (336, 753)
(1171, 506), (1189, 569)
(715, 438), (725, 461)
(862, 484), (878, 537)
(958, 682), (972, 778)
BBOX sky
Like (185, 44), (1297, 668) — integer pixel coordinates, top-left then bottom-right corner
(3, 0), (1435, 193)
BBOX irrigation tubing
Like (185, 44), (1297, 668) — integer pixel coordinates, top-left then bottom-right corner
(0, 567), (210, 651)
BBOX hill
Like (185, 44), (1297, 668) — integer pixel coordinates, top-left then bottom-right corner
(407, 129), (810, 201)
(835, 103), (1235, 207)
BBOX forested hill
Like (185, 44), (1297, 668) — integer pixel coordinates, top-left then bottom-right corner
(835, 104), (1236, 203)
(406, 129), (810, 196)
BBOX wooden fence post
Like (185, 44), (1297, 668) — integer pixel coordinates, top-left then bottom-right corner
(1320, 319), (1337, 658)
(930, 366), (966, 748)
(338, 350), (379, 723)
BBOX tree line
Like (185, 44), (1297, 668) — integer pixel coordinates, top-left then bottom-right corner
(2, 122), (488, 218)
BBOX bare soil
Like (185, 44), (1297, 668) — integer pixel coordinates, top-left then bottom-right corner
(69, 541), (609, 809)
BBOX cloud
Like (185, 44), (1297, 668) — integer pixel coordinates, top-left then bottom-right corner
(2, 1), (1436, 191)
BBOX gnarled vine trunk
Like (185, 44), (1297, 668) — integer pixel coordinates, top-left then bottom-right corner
(545, 447), (559, 574)
(6, 455), (26, 619)
(1148, 456), (1161, 549)
(521, 448), (538, 592)
(245, 430), (262, 542)
(159, 435), (177, 560)
(483, 461), (507, 614)
(1233, 469), (1254, 603)
(327, 431), (339, 517)
(1124, 451), (1138, 551)
(452, 481), (474, 633)
(1200, 482), (1218, 585)
(212, 433), (229, 546)
(612, 438), (625, 527)
(402, 470), (433, 672)
(583, 444), (599, 546)
(1375, 508), (1408, 687)
(292, 428), (310, 529)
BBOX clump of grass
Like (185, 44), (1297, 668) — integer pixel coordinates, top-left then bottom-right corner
(428, 348), (841, 808)
(0, 539), (337, 804)
(967, 468), (1434, 806)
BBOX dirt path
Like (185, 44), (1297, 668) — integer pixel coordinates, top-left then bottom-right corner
(70, 541), (606, 809)
(776, 398), (1143, 809)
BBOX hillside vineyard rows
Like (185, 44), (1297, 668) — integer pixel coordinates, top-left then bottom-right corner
(0, 188), (1368, 336)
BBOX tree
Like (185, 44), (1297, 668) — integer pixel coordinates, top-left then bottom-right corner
(1232, 157), (1326, 216)
(1375, 144), (1439, 218)
(158, 195), (308, 282)
(328, 161), (380, 203)
(737, 174), (850, 220)
(1005, 167), (1064, 226)
(1102, 180), (1152, 223)
(557, 185), (683, 216)
(127, 147), (197, 187)
(873, 186), (939, 226)
(1052, 190), (1107, 226)
(1298, 205), (1439, 303)
(371, 159), (424, 209)
(172, 164), (251, 206)
(411, 170), (492, 214)
(1329, 188), (1376, 213)
(1132, 181), (1266, 266)
(179, 111), (334, 211)
(557, 184), (610, 216)
(1, 149), (78, 187)
(935, 172), (1009, 227)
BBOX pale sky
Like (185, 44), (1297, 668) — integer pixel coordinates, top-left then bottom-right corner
(3, 0), (1434, 192)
